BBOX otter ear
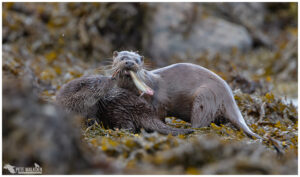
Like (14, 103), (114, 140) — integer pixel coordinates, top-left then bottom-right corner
(140, 56), (144, 62)
(113, 51), (119, 58)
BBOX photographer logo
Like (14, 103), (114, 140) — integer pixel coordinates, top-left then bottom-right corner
(4, 163), (42, 174)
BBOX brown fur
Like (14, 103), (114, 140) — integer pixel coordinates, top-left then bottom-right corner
(112, 51), (260, 139)
(56, 75), (194, 135)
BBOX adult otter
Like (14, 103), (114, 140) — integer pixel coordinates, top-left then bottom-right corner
(56, 75), (194, 135)
(111, 51), (261, 139)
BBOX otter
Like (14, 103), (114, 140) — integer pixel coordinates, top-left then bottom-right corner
(111, 51), (261, 139)
(56, 75), (194, 135)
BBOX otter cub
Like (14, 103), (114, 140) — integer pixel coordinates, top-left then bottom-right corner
(111, 51), (261, 139)
(56, 75), (194, 135)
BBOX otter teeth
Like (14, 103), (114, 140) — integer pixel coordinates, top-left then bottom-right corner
(124, 70), (132, 75)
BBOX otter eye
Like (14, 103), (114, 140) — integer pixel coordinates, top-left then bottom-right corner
(121, 56), (128, 61)
(135, 59), (139, 63)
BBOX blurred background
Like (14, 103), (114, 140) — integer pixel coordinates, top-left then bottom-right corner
(2, 2), (298, 174)
(3, 2), (298, 100)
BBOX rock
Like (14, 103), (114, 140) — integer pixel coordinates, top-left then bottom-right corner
(214, 3), (266, 29)
(214, 3), (273, 48)
(146, 3), (252, 66)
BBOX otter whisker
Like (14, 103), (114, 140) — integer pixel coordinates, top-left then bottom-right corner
(112, 69), (120, 78)
(97, 65), (112, 72)
(107, 64), (120, 76)
(142, 63), (154, 70)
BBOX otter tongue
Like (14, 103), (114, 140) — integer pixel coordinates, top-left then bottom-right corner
(129, 71), (154, 96)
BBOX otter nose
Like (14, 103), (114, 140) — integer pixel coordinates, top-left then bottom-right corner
(125, 61), (134, 67)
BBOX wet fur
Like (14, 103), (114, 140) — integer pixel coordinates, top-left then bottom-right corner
(56, 75), (194, 135)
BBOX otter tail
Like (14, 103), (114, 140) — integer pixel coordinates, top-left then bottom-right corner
(224, 98), (261, 139)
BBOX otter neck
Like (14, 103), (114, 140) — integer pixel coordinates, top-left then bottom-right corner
(117, 78), (140, 95)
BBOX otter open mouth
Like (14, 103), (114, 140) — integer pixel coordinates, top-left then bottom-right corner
(129, 71), (154, 96)
(112, 69), (131, 78)
(124, 70), (131, 76)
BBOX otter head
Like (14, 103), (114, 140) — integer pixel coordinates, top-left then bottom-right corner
(111, 51), (144, 78)
(111, 51), (153, 96)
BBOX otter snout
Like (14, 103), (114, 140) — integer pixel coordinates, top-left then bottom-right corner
(125, 61), (135, 68)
